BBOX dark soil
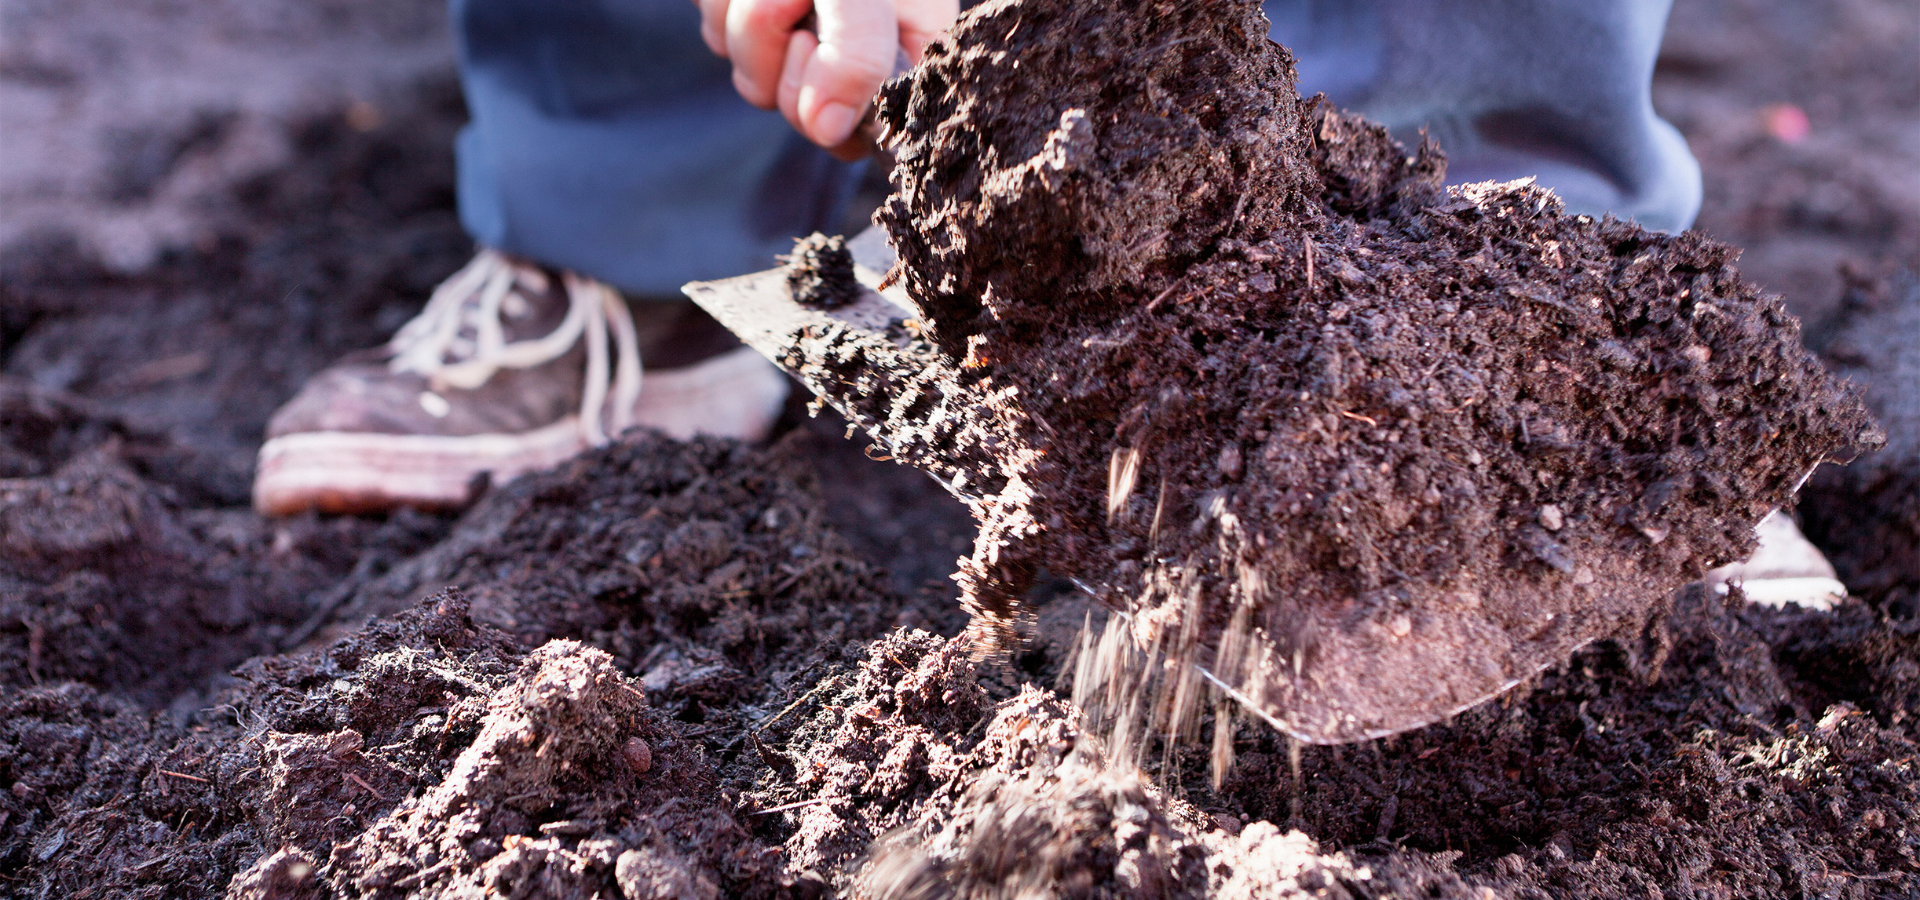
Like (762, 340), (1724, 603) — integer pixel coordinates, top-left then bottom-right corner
(0, 432), (958, 899)
(785, 234), (863, 311)
(1206, 583), (1920, 898)
(0, 0), (1916, 896)
(874, 0), (1314, 342)
(8, 591), (781, 900)
(0, 377), (448, 709)
(1802, 272), (1920, 615)
(852, 0), (1878, 743)
(750, 581), (1920, 898)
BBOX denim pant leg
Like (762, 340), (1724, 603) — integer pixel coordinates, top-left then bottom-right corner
(452, 0), (863, 297)
(1267, 0), (1701, 232)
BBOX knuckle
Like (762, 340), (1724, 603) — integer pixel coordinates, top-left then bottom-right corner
(830, 53), (892, 90)
(741, 0), (798, 31)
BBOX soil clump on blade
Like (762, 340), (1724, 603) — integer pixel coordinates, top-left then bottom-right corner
(786, 233), (863, 311)
(856, 0), (1880, 742)
(873, 0), (1315, 349)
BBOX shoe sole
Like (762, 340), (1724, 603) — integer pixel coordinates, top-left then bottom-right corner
(254, 417), (586, 515)
(1705, 508), (1849, 610)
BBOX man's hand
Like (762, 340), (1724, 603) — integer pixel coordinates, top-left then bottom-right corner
(699, 0), (956, 160)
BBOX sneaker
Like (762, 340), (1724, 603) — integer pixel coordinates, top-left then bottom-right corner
(1706, 510), (1849, 610)
(252, 250), (788, 515)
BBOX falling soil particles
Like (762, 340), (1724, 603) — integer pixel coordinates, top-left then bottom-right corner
(0, 0), (1917, 897)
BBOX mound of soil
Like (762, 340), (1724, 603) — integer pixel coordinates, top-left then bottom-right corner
(752, 626), (1481, 900)
(0, 377), (445, 707)
(282, 629), (766, 899)
(2, 592), (785, 900)
(753, 583), (1920, 896)
(1204, 583), (1920, 896)
(324, 430), (956, 729)
(1802, 273), (1920, 614)
(13, 520), (1920, 897)
(0, 430), (957, 898)
(846, 0), (1883, 742)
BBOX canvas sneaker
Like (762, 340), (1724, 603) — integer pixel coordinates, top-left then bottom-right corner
(1706, 510), (1850, 611)
(253, 249), (787, 515)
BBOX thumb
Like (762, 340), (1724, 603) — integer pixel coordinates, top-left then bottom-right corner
(794, 0), (898, 147)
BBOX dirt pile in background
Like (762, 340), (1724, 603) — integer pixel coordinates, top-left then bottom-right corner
(0, 377), (444, 707)
(0, 430), (943, 898)
(860, 0), (1879, 742)
(328, 430), (945, 732)
(1802, 273), (1920, 614)
(1654, 0), (1920, 327)
(1, 78), (472, 507)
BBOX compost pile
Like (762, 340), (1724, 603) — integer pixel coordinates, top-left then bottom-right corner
(1803, 276), (1920, 617)
(2, 0), (1918, 896)
(841, 0), (1879, 742)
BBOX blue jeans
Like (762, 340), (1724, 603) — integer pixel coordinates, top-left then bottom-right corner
(1268, 0), (1700, 232)
(452, 0), (863, 296)
(453, 0), (1701, 295)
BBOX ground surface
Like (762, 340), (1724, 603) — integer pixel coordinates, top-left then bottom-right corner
(0, 0), (1916, 897)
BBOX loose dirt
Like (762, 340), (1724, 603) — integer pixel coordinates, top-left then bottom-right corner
(0, 378), (447, 709)
(850, 0), (1879, 743)
(1802, 272), (1920, 616)
(0, 0), (1916, 896)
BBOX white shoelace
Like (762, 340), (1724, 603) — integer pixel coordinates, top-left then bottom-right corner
(386, 249), (643, 446)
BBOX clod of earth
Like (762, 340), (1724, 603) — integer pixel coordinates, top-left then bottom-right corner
(785, 233), (863, 311)
(768, 0), (1883, 743)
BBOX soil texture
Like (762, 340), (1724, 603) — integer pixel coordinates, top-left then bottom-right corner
(786, 235), (863, 311)
(848, 0), (1881, 743)
(1802, 272), (1920, 615)
(0, 432), (957, 899)
(0, 0), (1916, 896)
